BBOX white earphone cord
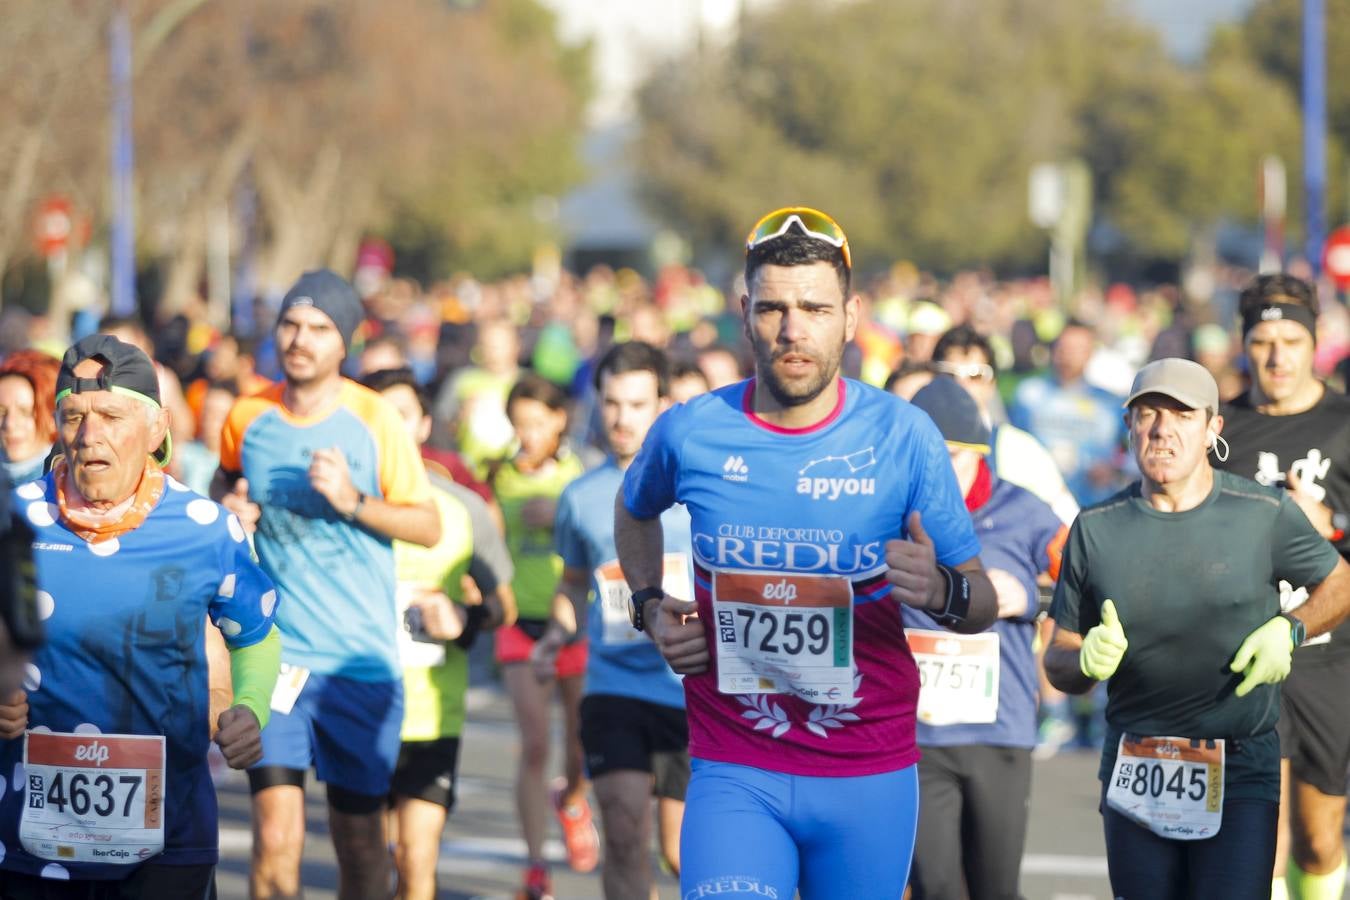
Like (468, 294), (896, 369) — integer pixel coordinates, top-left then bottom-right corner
(1210, 433), (1230, 463)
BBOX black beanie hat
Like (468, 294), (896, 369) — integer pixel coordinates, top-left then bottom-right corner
(909, 375), (991, 454)
(276, 269), (364, 352)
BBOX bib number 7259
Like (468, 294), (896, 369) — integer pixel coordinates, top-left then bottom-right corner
(712, 569), (854, 704)
(732, 608), (832, 656)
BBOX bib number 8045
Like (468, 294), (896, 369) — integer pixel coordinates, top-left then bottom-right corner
(1123, 761), (1207, 802)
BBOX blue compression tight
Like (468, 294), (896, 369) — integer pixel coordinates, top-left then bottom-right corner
(679, 759), (919, 899)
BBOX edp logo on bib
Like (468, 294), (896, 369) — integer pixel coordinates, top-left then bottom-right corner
(73, 742), (111, 766)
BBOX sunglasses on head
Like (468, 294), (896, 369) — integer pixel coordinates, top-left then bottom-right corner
(932, 361), (995, 383)
(746, 207), (851, 270)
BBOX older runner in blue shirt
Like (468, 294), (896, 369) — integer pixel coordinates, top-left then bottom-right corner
(0, 335), (279, 897)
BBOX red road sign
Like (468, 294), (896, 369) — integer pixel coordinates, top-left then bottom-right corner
(34, 196), (73, 258)
(1323, 226), (1350, 290)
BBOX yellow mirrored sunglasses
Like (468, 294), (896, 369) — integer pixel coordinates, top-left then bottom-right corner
(745, 206), (851, 270)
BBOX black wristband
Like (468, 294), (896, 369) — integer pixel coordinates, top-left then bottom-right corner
(453, 604), (490, 650)
(926, 564), (972, 628)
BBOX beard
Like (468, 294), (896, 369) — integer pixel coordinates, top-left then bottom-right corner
(605, 429), (638, 461)
(751, 338), (843, 408)
(280, 349), (330, 387)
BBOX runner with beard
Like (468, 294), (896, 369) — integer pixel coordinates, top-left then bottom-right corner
(534, 342), (693, 899)
(1214, 273), (1350, 900)
(616, 207), (997, 899)
(215, 270), (441, 899)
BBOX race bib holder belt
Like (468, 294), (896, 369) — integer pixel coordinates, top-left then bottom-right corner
(926, 564), (971, 628)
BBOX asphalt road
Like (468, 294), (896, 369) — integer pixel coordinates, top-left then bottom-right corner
(213, 681), (1122, 900)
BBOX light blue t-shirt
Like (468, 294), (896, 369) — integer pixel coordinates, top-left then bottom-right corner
(1008, 375), (1126, 506)
(555, 460), (690, 709)
(221, 381), (433, 682)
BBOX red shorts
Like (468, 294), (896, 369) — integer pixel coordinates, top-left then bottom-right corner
(495, 623), (588, 679)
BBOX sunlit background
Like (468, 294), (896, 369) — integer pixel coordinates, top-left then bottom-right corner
(1, 0), (1344, 334)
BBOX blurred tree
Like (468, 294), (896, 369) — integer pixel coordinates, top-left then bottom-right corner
(139, 0), (590, 299)
(0, 3), (107, 290)
(1241, 0), (1349, 148)
(0, 0), (590, 315)
(1237, 0), (1349, 231)
(1106, 31), (1305, 257)
(635, 0), (1303, 270)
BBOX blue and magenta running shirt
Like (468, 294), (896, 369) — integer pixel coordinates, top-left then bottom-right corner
(220, 380), (432, 682)
(623, 378), (981, 777)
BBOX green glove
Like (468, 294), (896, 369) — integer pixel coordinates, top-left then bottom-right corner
(1080, 599), (1128, 681)
(1230, 616), (1293, 698)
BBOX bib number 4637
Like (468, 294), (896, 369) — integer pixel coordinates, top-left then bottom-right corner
(20, 732), (166, 864)
(36, 772), (143, 818)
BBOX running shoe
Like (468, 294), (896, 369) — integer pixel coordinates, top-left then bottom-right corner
(1033, 714), (1077, 760)
(517, 862), (554, 900)
(551, 778), (600, 873)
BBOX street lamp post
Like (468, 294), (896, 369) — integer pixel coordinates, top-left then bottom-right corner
(1303, 0), (1326, 276)
(110, 1), (135, 317)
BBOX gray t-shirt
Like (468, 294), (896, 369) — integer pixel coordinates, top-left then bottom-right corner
(437, 476), (513, 593)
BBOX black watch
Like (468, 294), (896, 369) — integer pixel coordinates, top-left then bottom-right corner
(629, 586), (665, 632)
(1279, 612), (1307, 648)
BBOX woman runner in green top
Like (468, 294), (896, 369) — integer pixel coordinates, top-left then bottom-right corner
(490, 373), (594, 899)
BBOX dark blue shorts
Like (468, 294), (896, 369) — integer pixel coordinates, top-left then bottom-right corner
(254, 671), (404, 798)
